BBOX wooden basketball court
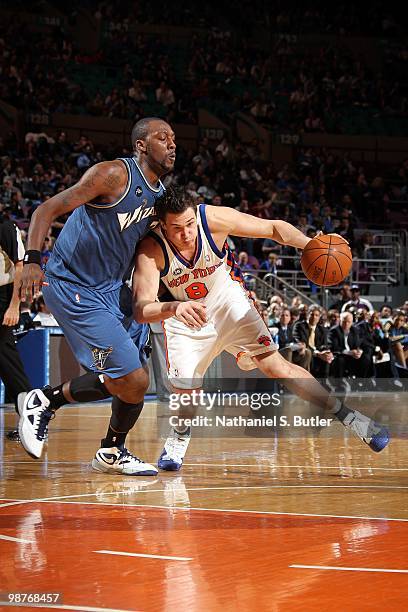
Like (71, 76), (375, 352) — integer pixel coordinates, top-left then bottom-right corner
(1, 394), (407, 611)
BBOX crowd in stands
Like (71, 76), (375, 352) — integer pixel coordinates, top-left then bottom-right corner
(1, 2), (407, 135)
(1, 125), (406, 263)
(258, 284), (408, 389)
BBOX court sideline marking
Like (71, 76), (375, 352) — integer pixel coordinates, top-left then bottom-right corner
(94, 550), (192, 561)
(3, 460), (408, 472)
(2, 482), (408, 510)
(1, 498), (408, 523)
(0, 604), (137, 612)
(0, 534), (33, 543)
(290, 564), (408, 573)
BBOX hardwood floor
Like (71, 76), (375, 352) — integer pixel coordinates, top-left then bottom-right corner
(1, 397), (407, 611)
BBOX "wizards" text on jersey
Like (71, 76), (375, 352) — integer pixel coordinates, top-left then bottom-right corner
(117, 203), (155, 232)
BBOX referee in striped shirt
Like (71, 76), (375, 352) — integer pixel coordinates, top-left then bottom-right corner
(0, 208), (31, 439)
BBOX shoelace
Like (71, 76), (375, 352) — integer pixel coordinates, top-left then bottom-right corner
(165, 436), (189, 461)
(36, 409), (55, 441)
(119, 447), (143, 464)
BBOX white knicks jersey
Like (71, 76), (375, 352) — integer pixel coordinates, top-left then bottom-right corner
(150, 204), (277, 375)
(150, 204), (249, 311)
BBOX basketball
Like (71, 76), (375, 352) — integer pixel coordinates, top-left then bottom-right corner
(301, 234), (352, 286)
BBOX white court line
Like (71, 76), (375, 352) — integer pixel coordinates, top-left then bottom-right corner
(183, 463), (408, 472)
(5, 460), (408, 472)
(94, 550), (192, 561)
(0, 534), (33, 543)
(290, 564), (408, 574)
(0, 603), (137, 612)
(2, 482), (408, 510)
(4, 499), (408, 523)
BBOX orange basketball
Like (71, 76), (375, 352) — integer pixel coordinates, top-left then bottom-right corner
(301, 234), (352, 286)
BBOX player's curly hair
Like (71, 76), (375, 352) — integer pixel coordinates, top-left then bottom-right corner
(154, 186), (197, 222)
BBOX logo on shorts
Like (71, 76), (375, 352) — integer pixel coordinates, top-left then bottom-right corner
(75, 293), (80, 303)
(91, 346), (113, 370)
(257, 335), (272, 347)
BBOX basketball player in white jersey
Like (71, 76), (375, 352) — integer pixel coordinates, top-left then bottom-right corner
(133, 188), (389, 470)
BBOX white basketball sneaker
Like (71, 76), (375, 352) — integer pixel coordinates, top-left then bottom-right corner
(18, 389), (54, 459)
(158, 428), (191, 471)
(343, 410), (389, 452)
(92, 445), (158, 476)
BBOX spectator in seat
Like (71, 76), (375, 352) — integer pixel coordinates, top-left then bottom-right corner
(341, 284), (373, 312)
(259, 252), (279, 276)
(289, 307), (300, 325)
(329, 311), (372, 379)
(387, 312), (408, 368)
(327, 309), (340, 329)
(266, 302), (282, 327)
(329, 283), (352, 311)
(379, 304), (393, 327)
(156, 81), (175, 107)
(237, 251), (254, 271)
(293, 305), (333, 378)
(274, 307), (312, 371)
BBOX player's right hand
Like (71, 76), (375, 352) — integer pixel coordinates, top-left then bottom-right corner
(175, 302), (207, 329)
(19, 263), (45, 302)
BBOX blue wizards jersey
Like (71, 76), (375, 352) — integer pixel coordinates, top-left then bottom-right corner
(46, 158), (165, 290)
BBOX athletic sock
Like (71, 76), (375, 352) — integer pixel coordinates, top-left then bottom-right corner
(101, 426), (127, 448)
(329, 398), (354, 424)
(42, 384), (66, 410)
(174, 426), (189, 435)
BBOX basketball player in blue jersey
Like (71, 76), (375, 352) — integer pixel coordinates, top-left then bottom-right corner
(133, 187), (389, 471)
(17, 117), (176, 475)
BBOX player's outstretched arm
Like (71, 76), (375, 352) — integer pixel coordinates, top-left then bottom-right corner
(133, 238), (207, 329)
(206, 206), (310, 250)
(20, 160), (127, 301)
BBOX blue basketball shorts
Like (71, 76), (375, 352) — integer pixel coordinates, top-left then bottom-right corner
(42, 277), (149, 379)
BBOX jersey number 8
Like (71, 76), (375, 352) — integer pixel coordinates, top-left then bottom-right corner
(185, 282), (208, 300)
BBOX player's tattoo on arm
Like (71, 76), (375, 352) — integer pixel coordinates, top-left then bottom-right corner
(82, 170), (102, 191)
(61, 186), (77, 208)
(103, 173), (121, 189)
(59, 170), (103, 209)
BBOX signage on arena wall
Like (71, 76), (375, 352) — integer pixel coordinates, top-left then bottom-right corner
(200, 127), (226, 140)
(27, 113), (50, 126)
(274, 133), (302, 145)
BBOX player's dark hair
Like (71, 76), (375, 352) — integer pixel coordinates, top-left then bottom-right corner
(131, 117), (160, 150)
(155, 186), (197, 222)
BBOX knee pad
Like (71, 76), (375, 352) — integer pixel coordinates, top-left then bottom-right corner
(70, 372), (111, 403)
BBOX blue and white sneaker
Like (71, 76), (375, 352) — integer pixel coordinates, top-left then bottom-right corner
(158, 428), (191, 471)
(92, 445), (158, 476)
(18, 389), (54, 459)
(343, 410), (389, 452)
